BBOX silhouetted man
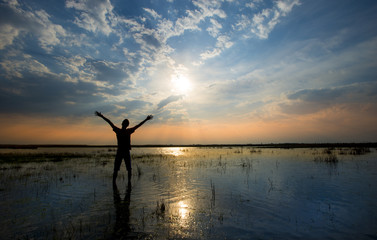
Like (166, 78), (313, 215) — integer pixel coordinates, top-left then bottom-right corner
(95, 111), (153, 182)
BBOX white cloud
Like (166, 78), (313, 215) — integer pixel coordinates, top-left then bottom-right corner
(66, 0), (115, 35)
(0, 54), (52, 79)
(144, 8), (161, 19)
(235, 0), (300, 39)
(0, 24), (20, 49)
(216, 35), (233, 48)
(200, 35), (233, 60)
(233, 14), (251, 31)
(200, 48), (221, 60)
(56, 55), (86, 74)
(276, 0), (301, 15)
(206, 18), (222, 37)
(0, 2), (67, 51)
(156, 0), (226, 41)
(3, 0), (19, 6)
(246, 3), (255, 9)
(33, 10), (67, 51)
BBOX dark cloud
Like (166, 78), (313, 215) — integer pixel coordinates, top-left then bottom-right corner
(0, 71), (103, 116)
(157, 95), (183, 109)
(89, 60), (129, 83)
(142, 34), (161, 49)
(117, 99), (152, 113)
(287, 88), (344, 102)
(280, 83), (377, 115)
(0, 3), (25, 27)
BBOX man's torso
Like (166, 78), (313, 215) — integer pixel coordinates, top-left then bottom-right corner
(113, 127), (135, 150)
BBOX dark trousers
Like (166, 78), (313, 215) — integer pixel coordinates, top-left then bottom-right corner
(114, 150), (131, 174)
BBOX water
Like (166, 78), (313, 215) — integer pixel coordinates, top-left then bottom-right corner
(0, 146), (376, 239)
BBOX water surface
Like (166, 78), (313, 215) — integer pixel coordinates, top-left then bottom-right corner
(0, 147), (376, 239)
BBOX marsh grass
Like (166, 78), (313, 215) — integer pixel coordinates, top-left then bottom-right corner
(136, 164), (143, 177)
(312, 147), (338, 163)
(155, 200), (166, 217)
(0, 152), (95, 163)
(132, 153), (170, 163)
(312, 146), (371, 164)
(314, 154), (338, 163)
(250, 148), (262, 154)
(338, 147), (371, 155)
(309, 146), (372, 155)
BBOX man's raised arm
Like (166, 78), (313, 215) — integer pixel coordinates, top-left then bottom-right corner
(132, 115), (153, 131)
(95, 111), (116, 129)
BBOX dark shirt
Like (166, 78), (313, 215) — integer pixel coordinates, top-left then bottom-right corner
(113, 127), (135, 151)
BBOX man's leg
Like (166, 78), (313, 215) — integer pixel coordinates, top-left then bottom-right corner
(125, 150), (132, 180)
(113, 152), (122, 183)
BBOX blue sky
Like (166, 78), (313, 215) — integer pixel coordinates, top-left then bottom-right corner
(1, 0), (377, 144)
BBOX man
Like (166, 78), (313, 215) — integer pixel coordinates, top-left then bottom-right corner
(95, 111), (153, 182)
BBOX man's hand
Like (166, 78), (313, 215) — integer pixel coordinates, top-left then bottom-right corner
(95, 111), (103, 117)
(146, 115), (153, 120)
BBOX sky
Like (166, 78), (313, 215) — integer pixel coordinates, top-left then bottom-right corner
(1, 0), (377, 145)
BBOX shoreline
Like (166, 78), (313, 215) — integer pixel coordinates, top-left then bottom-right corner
(1, 142), (376, 149)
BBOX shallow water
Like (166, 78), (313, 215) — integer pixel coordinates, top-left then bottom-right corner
(0, 147), (376, 239)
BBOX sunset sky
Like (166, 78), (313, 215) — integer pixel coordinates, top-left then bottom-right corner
(1, 0), (377, 145)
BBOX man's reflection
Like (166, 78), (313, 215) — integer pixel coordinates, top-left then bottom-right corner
(113, 181), (132, 238)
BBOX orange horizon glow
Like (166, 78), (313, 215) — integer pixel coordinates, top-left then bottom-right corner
(1, 105), (377, 145)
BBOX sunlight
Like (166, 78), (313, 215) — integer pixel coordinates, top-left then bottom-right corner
(161, 147), (186, 157)
(171, 74), (192, 94)
(178, 201), (189, 219)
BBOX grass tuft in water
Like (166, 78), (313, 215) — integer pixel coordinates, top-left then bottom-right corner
(314, 154), (338, 163)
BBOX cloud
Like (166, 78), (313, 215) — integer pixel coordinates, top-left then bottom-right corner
(144, 8), (161, 19)
(141, 34), (161, 49)
(276, 0), (301, 15)
(155, 0), (226, 42)
(0, 53), (52, 79)
(56, 55), (86, 75)
(192, 32), (377, 121)
(88, 60), (129, 84)
(66, 0), (115, 35)
(54, 55), (134, 89)
(280, 83), (377, 115)
(0, 1), (67, 51)
(0, 53), (131, 116)
(0, 23), (20, 49)
(109, 99), (153, 121)
(0, 67), (102, 116)
(200, 35), (233, 60)
(157, 95), (183, 109)
(206, 18), (222, 37)
(287, 88), (344, 102)
(234, 0), (300, 39)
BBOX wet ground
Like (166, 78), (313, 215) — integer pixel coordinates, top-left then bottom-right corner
(0, 146), (376, 239)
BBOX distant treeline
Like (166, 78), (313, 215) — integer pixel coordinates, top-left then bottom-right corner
(1, 142), (377, 149)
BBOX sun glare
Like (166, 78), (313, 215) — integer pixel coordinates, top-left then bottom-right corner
(171, 74), (192, 94)
(162, 147), (186, 157)
(178, 201), (189, 219)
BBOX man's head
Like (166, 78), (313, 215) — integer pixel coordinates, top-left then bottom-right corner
(122, 119), (129, 129)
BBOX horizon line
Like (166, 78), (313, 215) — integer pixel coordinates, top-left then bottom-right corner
(1, 142), (377, 149)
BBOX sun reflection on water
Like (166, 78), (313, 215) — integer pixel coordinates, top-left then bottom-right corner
(178, 201), (189, 219)
(161, 147), (187, 157)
